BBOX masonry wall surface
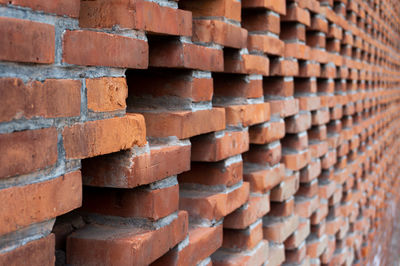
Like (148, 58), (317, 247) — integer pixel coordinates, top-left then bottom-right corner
(1, 0), (400, 265)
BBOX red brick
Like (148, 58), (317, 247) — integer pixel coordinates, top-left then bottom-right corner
(179, 0), (241, 22)
(135, 2), (192, 36)
(0, 234), (55, 266)
(128, 70), (213, 103)
(285, 111), (312, 133)
(269, 197), (294, 217)
(0, 17), (54, 64)
(263, 214), (299, 243)
(243, 164), (285, 193)
(63, 30), (148, 68)
(179, 158), (242, 187)
(270, 58), (299, 76)
(247, 34), (285, 56)
(280, 24), (305, 41)
(299, 158), (321, 183)
(152, 225), (223, 266)
(192, 19), (247, 48)
(67, 211), (188, 266)
(224, 53), (269, 75)
(242, 0), (286, 15)
(284, 218), (310, 249)
(224, 194), (270, 229)
(63, 114), (146, 159)
(83, 142), (190, 188)
(212, 240), (269, 266)
(81, 184), (178, 220)
(0, 128), (58, 179)
(306, 234), (328, 258)
(282, 149), (311, 171)
(243, 141), (281, 166)
(249, 119), (285, 144)
(270, 172), (300, 201)
(86, 77), (127, 112)
(4, 0), (80, 17)
(242, 11), (281, 34)
(282, 132), (308, 151)
(281, 5), (310, 26)
(0, 78), (80, 121)
(225, 103), (270, 127)
(268, 98), (299, 117)
(285, 43), (310, 60)
(285, 241), (307, 263)
(222, 220), (263, 251)
(180, 182), (249, 221)
(267, 242), (285, 265)
(191, 130), (249, 162)
(149, 39), (223, 71)
(141, 108), (225, 139)
(294, 196), (319, 218)
(0, 171), (82, 236)
(214, 74), (263, 100)
(79, 0), (136, 29)
(264, 77), (294, 98)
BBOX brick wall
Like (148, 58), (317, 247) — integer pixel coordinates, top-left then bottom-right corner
(0, 0), (400, 265)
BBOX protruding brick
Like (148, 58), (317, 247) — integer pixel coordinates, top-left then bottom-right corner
(63, 114), (146, 159)
(0, 171), (82, 236)
(63, 30), (148, 68)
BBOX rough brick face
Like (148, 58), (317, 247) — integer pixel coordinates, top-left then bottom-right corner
(1, 0), (400, 264)
(0, 128), (58, 178)
(0, 78), (81, 122)
(0, 17), (55, 64)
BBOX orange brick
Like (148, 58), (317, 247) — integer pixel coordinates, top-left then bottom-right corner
(0, 234), (55, 266)
(0, 171), (82, 236)
(81, 183), (179, 220)
(86, 77), (128, 112)
(0, 17), (54, 64)
(192, 19), (247, 48)
(141, 108), (225, 139)
(224, 194), (270, 229)
(4, 0), (80, 17)
(0, 128), (58, 179)
(225, 103), (270, 127)
(67, 211), (188, 266)
(83, 141), (190, 188)
(63, 114), (146, 159)
(152, 225), (223, 266)
(149, 39), (223, 71)
(63, 30), (148, 68)
(180, 182), (249, 221)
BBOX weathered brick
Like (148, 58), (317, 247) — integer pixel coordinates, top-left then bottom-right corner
(0, 17), (54, 64)
(63, 30), (148, 68)
(0, 171), (82, 235)
(3, 0), (80, 17)
(0, 78), (81, 122)
(63, 114), (146, 159)
(0, 234), (55, 266)
(86, 77), (128, 113)
(0, 128), (58, 179)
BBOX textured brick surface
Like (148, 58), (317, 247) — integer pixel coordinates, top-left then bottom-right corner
(1, 0), (400, 264)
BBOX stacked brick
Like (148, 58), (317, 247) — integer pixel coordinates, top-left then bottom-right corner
(1, 0), (400, 265)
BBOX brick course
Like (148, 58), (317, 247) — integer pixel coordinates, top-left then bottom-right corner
(1, 0), (400, 265)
